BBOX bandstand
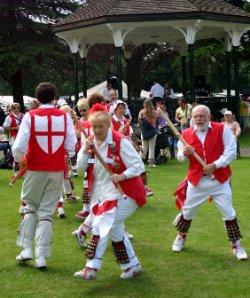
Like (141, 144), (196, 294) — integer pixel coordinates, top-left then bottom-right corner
(53, 0), (250, 118)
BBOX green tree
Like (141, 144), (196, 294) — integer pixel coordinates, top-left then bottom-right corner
(0, 0), (84, 110)
(226, 0), (245, 8)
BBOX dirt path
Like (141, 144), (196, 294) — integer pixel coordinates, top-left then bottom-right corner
(240, 147), (250, 157)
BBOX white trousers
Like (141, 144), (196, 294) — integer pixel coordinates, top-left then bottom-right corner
(86, 197), (139, 271)
(183, 177), (236, 221)
(63, 178), (73, 195)
(17, 171), (63, 258)
(140, 135), (157, 160)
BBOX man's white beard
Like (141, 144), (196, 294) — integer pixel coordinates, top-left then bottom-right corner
(196, 123), (209, 132)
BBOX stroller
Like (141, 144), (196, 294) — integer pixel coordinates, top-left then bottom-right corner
(0, 141), (13, 169)
(155, 126), (175, 164)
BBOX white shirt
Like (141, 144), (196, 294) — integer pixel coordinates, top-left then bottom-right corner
(177, 122), (236, 168)
(3, 113), (21, 128)
(102, 87), (110, 102)
(150, 83), (164, 98)
(77, 128), (144, 204)
(12, 104), (77, 162)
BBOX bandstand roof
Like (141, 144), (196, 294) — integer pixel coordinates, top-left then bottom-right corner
(53, 0), (250, 50)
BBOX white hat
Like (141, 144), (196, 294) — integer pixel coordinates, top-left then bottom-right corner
(224, 110), (232, 116)
(57, 98), (67, 107)
(113, 100), (126, 110)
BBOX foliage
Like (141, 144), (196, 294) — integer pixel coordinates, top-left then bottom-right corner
(0, 155), (250, 297)
(0, 0), (249, 105)
(226, 0), (246, 8)
(0, 0), (85, 106)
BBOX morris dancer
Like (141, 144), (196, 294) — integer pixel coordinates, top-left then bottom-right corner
(107, 89), (132, 119)
(12, 82), (76, 269)
(59, 104), (79, 201)
(172, 105), (247, 260)
(74, 104), (146, 280)
(3, 102), (23, 173)
(75, 97), (92, 220)
(72, 94), (105, 241)
(111, 100), (153, 197)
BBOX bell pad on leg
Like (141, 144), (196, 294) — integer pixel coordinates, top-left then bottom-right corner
(82, 190), (90, 204)
(225, 218), (242, 242)
(140, 172), (148, 185)
(175, 214), (192, 233)
(112, 240), (130, 264)
(85, 235), (100, 260)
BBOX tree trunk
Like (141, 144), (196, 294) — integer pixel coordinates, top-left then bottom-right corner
(10, 70), (24, 111)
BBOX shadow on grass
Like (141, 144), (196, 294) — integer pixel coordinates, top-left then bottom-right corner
(83, 271), (155, 297)
(170, 245), (249, 270)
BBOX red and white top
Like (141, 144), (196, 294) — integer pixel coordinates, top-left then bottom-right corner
(12, 104), (77, 170)
(26, 108), (67, 171)
(178, 122), (236, 186)
(77, 128), (145, 206)
(3, 112), (23, 145)
(75, 117), (92, 151)
(111, 114), (132, 137)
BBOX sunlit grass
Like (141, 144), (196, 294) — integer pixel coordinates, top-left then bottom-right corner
(0, 156), (250, 297)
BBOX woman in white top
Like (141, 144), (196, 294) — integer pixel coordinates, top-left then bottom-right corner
(75, 104), (146, 280)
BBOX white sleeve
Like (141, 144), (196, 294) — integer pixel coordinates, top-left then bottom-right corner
(176, 139), (186, 162)
(77, 142), (92, 172)
(214, 126), (236, 168)
(65, 114), (77, 157)
(3, 116), (11, 128)
(12, 113), (31, 162)
(120, 137), (145, 178)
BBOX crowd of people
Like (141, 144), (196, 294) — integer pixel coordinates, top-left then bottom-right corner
(0, 80), (249, 281)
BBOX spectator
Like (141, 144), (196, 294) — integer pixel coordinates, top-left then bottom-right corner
(150, 81), (164, 106)
(223, 111), (241, 158)
(164, 82), (175, 99)
(0, 106), (6, 126)
(102, 82), (113, 102)
(3, 102), (23, 147)
(239, 95), (249, 133)
(0, 126), (10, 155)
(138, 99), (158, 167)
(223, 111), (241, 139)
(175, 98), (192, 131)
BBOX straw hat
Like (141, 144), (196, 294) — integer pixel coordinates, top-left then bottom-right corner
(77, 98), (89, 111)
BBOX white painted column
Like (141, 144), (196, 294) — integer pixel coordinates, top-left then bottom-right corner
(173, 21), (201, 102)
(107, 24), (134, 99)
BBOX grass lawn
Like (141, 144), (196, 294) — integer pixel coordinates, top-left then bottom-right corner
(0, 157), (250, 298)
(239, 131), (250, 147)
